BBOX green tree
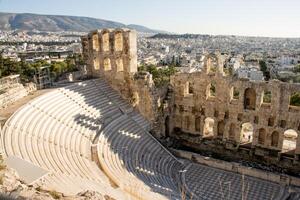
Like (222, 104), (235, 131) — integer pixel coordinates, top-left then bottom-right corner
(290, 92), (300, 107)
(294, 64), (300, 73)
(293, 75), (300, 83)
(0, 53), (79, 82)
(137, 64), (177, 87)
(259, 60), (270, 80)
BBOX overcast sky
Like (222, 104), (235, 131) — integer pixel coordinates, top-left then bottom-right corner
(1, 0), (300, 37)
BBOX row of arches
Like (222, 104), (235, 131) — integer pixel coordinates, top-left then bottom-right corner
(201, 118), (298, 152)
(257, 128), (279, 146)
(204, 83), (257, 110)
(237, 88), (300, 110)
(258, 128), (298, 153)
(191, 80), (300, 110)
(91, 30), (128, 53)
(93, 57), (124, 72)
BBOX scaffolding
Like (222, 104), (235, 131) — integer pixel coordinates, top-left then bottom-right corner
(34, 66), (52, 89)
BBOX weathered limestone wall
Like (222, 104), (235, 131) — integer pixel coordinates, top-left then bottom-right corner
(0, 76), (36, 109)
(170, 54), (300, 169)
(82, 29), (156, 122)
(82, 28), (137, 77)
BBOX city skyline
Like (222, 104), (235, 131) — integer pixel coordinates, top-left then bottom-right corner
(0, 0), (300, 38)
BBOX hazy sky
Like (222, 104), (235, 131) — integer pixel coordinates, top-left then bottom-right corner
(1, 0), (300, 37)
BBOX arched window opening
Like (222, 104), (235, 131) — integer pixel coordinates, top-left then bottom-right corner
(179, 105), (184, 113)
(229, 123), (236, 140)
(289, 92), (300, 107)
(195, 116), (201, 132)
(244, 88), (256, 110)
(254, 116), (259, 124)
(203, 117), (215, 137)
(207, 82), (216, 98)
(224, 111), (229, 119)
(205, 57), (212, 73)
(282, 129), (298, 153)
(258, 128), (266, 145)
(271, 131), (279, 147)
(217, 121), (225, 137)
(268, 117), (275, 127)
(280, 120), (287, 128)
(92, 34), (99, 51)
(93, 57), (100, 70)
(184, 116), (190, 130)
(116, 58), (124, 72)
(115, 32), (123, 51)
(184, 82), (193, 96)
(103, 32), (110, 52)
(214, 110), (219, 118)
(237, 113), (243, 122)
(188, 83), (193, 94)
(240, 123), (254, 144)
(104, 58), (111, 71)
(200, 108), (205, 115)
(262, 91), (272, 104)
(231, 87), (239, 100)
(207, 57), (217, 73)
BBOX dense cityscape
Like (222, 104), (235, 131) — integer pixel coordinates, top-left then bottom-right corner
(1, 30), (300, 84)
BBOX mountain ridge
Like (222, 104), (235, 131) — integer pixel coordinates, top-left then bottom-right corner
(0, 12), (167, 33)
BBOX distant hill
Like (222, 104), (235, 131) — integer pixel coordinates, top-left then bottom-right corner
(0, 12), (167, 33)
(150, 33), (212, 39)
(150, 33), (300, 40)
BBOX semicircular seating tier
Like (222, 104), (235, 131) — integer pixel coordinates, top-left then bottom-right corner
(1, 79), (182, 199)
(181, 163), (284, 200)
(96, 114), (184, 199)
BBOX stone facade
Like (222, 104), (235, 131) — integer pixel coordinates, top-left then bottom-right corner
(82, 29), (157, 122)
(170, 54), (300, 172)
(81, 28), (137, 77)
(0, 75), (36, 109)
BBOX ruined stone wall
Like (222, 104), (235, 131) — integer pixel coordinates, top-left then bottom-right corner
(81, 28), (137, 77)
(82, 30), (300, 171)
(81, 29), (156, 122)
(171, 54), (300, 162)
(0, 76), (36, 109)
